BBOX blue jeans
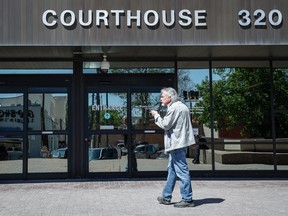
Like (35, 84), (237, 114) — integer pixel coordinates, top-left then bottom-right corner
(162, 147), (193, 201)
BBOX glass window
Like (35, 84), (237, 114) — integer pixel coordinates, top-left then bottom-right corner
(0, 62), (72, 74)
(88, 133), (166, 172)
(28, 135), (68, 173)
(178, 61), (212, 170)
(131, 92), (162, 130)
(88, 92), (127, 130)
(273, 61), (288, 170)
(83, 61), (174, 74)
(131, 134), (165, 172)
(276, 141), (288, 170)
(211, 61), (273, 171)
(28, 93), (68, 131)
(0, 136), (23, 174)
(177, 66), (210, 137)
(88, 134), (126, 172)
(273, 65), (288, 138)
(0, 93), (24, 131)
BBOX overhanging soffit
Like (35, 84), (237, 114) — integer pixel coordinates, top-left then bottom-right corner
(0, 45), (288, 61)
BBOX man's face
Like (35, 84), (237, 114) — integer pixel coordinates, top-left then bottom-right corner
(160, 91), (172, 106)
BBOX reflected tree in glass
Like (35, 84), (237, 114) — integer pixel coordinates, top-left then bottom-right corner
(274, 68), (288, 138)
(88, 93), (126, 130)
(197, 67), (288, 138)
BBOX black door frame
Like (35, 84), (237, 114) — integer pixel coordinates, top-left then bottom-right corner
(83, 73), (176, 178)
(0, 75), (72, 180)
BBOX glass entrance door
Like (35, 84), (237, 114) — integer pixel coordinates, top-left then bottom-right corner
(0, 88), (69, 177)
(130, 88), (167, 172)
(86, 87), (168, 175)
(0, 92), (24, 174)
(87, 88), (128, 173)
(27, 88), (69, 174)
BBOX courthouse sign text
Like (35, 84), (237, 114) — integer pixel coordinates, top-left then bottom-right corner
(42, 8), (283, 29)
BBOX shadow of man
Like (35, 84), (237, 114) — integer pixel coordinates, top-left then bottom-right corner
(194, 198), (225, 207)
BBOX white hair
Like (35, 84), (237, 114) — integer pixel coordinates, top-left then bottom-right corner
(161, 87), (178, 103)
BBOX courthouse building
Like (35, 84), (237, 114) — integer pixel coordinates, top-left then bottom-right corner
(0, 0), (288, 180)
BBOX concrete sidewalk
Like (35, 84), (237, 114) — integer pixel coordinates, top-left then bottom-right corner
(0, 179), (288, 216)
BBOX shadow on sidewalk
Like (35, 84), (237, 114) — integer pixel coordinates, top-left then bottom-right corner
(194, 198), (225, 206)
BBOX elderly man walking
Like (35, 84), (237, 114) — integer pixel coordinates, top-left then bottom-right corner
(150, 87), (196, 208)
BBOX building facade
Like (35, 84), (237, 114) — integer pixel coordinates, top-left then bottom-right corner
(1, 0), (288, 180)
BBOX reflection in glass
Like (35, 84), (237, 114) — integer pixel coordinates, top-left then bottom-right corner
(274, 68), (288, 138)
(28, 135), (68, 173)
(88, 133), (167, 172)
(208, 66), (274, 170)
(178, 69), (212, 170)
(28, 93), (68, 131)
(131, 92), (161, 130)
(214, 142), (274, 170)
(275, 115), (288, 170)
(132, 134), (167, 171)
(109, 68), (174, 74)
(188, 140), (212, 171)
(209, 67), (272, 140)
(0, 93), (24, 131)
(275, 113), (288, 170)
(88, 134), (126, 172)
(83, 61), (174, 74)
(276, 142), (288, 170)
(88, 93), (127, 130)
(273, 67), (288, 170)
(178, 68), (210, 137)
(0, 62), (73, 74)
(0, 69), (72, 74)
(0, 136), (23, 174)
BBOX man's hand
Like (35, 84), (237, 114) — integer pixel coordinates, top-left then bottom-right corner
(150, 110), (158, 117)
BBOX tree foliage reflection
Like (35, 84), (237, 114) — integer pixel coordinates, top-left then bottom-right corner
(197, 67), (288, 138)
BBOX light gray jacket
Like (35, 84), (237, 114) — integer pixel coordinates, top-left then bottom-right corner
(154, 100), (196, 153)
